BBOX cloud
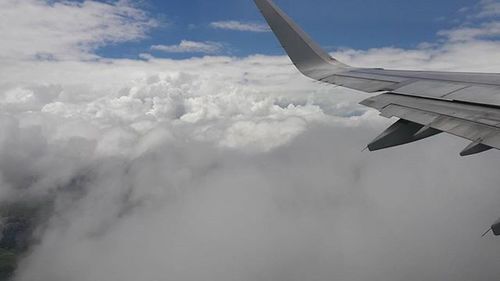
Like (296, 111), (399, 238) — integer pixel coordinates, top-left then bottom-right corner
(151, 40), (224, 54)
(138, 53), (155, 61)
(439, 22), (500, 42)
(439, 0), (500, 41)
(0, 0), (157, 61)
(476, 0), (500, 18)
(1, 55), (366, 152)
(210, 21), (270, 32)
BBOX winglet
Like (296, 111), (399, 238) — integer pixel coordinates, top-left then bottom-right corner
(254, 0), (349, 78)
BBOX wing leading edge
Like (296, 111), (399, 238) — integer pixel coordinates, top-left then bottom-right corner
(254, 0), (500, 156)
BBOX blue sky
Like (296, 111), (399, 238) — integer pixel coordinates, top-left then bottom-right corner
(96, 0), (480, 59)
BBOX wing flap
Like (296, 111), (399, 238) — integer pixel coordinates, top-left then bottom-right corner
(320, 75), (397, 92)
(446, 85), (500, 107)
(380, 104), (439, 125)
(361, 93), (500, 151)
(392, 80), (469, 99)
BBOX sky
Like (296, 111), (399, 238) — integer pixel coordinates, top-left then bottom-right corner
(98, 0), (485, 58)
(1, 0), (500, 281)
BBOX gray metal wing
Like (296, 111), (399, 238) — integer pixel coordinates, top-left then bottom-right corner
(254, 0), (500, 156)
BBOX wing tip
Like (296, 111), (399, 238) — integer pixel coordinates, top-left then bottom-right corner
(253, 0), (348, 76)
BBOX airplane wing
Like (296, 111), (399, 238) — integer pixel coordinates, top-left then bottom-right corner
(254, 0), (500, 156)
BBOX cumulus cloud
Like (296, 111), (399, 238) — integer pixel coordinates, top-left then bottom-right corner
(440, 0), (500, 41)
(0, 0), (157, 61)
(151, 41), (224, 54)
(1, 55), (366, 151)
(439, 22), (500, 42)
(210, 21), (270, 32)
(475, 0), (500, 18)
(2, 1), (500, 281)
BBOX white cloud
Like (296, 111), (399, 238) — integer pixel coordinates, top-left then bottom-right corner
(138, 53), (155, 61)
(439, 22), (500, 42)
(439, 0), (500, 41)
(476, 0), (500, 18)
(210, 21), (270, 32)
(0, 0), (157, 61)
(1, 56), (366, 152)
(151, 40), (224, 54)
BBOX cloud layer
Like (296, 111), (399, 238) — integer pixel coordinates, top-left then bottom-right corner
(2, 51), (500, 281)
